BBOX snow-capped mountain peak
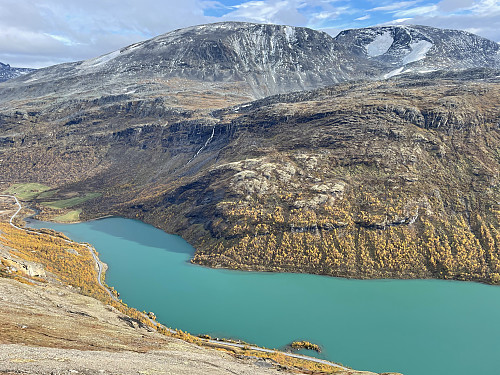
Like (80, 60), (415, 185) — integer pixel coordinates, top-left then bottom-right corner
(335, 24), (499, 78)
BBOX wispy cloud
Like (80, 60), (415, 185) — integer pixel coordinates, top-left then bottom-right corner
(379, 17), (414, 25)
(391, 0), (500, 42)
(394, 4), (438, 17)
(437, 0), (475, 12)
(470, 0), (500, 14)
(223, 0), (306, 24)
(355, 15), (370, 21)
(369, 1), (421, 12)
(0, 0), (212, 68)
(221, 0), (355, 29)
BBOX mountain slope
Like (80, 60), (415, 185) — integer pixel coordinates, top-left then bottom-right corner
(0, 22), (352, 102)
(110, 71), (500, 284)
(0, 23), (500, 285)
(2, 70), (499, 284)
(0, 61), (34, 82)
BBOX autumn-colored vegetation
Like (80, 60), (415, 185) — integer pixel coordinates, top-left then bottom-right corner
(0, 222), (108, 300)
(291, 340), (321, 353)
(193, 180), (500, 285)
(0, 219), (345, 373)
(0, 222), (160, 330)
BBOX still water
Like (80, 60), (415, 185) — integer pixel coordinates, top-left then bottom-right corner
(28, 217), (500, 375)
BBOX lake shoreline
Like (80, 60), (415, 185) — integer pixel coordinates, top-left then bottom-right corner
(26, 216), (500, 375)
(28, 210), (500, 288)
(22, 215), (354, 373)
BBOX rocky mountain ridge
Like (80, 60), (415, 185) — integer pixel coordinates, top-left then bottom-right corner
(335, 25), (500, 78)
(1, 22), (499, 103)
(0, 61), (34, 82)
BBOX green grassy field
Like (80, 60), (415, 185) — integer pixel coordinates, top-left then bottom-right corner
(2, 183), (52, 200)
(53, 209), (82, 223)
(36, 189), (58, 200)
(42, 193), (101, 209)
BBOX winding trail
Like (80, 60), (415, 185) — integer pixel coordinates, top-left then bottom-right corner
(0, 194), (351, 372)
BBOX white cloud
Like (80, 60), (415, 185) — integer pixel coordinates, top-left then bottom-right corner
(394, 0), (500, 42)
(0, 0), (499, 68)
(45, 33), (78, 46)
(224, 0), (307, 24)
(470, 0), (500, 14)
(307, 6), (353, 26)
(220, 0), (353, 29)
(387, 18), (414, 24)
(393, 5), (438, 17)
(437, 0), (475, 12)
(0, 0), (214, 68)
(464, 27), (481, 34)
(355, 15), (371, 21)
(315, 11), (337, 20)
(369, 1), (421, 12)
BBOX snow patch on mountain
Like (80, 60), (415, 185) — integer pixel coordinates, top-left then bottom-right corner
(284, 26), (296, 43)
(384, 67), (404, 79)
(366, 32), (394, 57)
(82, 50), (121, 69)
(121, 41), (145, 53)
(402, 40), (433, 65)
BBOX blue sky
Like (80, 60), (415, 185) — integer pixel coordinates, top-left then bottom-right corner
(0, 0), (499, 68)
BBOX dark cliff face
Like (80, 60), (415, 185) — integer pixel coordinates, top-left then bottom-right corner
(0, 62), (34, 83)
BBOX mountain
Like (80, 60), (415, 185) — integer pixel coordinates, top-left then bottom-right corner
(0, 61), (35, 82)
(335, 25), (500, 78)
(0, 22), (499, 285)
(1, 22), (499, 104)
(3, 69), (500, 284)
(0, 22), (350, 102)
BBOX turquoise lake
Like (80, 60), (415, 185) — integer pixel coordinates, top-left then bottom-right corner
(28, 217), (500, 375)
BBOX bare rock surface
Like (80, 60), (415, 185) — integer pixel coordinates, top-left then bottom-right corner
(0, 344), (281, 375)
